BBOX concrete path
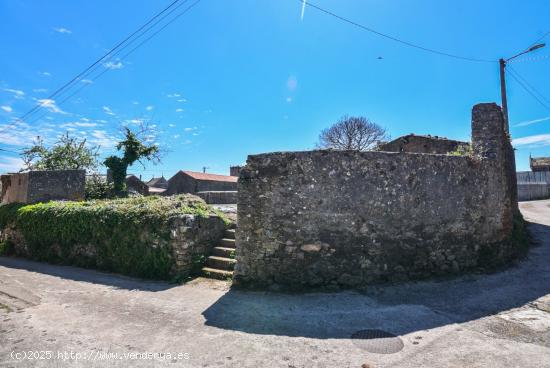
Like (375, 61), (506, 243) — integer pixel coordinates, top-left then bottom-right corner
(1, 200), (550, 367)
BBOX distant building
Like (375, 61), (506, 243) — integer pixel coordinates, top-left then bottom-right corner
(164, 171), (237, 196)
(230, 166), (243, 177)
(378, 134), (469, 155)
(146, 176), (168, 189)
(530, 156), (550, 172)
(125, 175), (149, 195)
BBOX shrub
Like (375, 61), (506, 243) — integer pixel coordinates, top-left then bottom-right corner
(85, 175), (116, 200)
(0, 195), (228, 279)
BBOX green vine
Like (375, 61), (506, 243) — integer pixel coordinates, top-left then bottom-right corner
(0, 195), (228, 280)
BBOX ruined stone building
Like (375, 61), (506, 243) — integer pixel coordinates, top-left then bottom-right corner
(164, 171), (237, 196)
(234, 103), (519, 290)
(530, 156), (550, 172)
(378, 134), (469, 154)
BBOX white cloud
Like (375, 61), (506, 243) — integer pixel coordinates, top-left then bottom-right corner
(184, 139), (192, 144)
(514, 116), (550, 127)
(53, 27), (72, 34)
(287, 76), (298, 91)
(103, 61), (123, 70)
(32, 88), (48, 93)
(167, 93), (181, 98)
(168, 123), (176, 128)
(173, 134), (180, 139)
(41, 71), (51, 76)
(124, 118), (144, 125)
(176, 108), (184, 112)
(177, 98), (187, 103)
(38, 99), (66, 114)
(132, 101), (139, 105)
(0, 156), (24, 173)
(513, 134), (550, 146)
(90, 130), (117, 148)
(4, 88), (25, 99)
(81, 79), (93, 84)
(184, 127), (197, 132)
(286, 97), (292, 103)
(0, 120), (37, 146)
(61, 121), (98, 128)
(146, 105), (154, 111)
(102, 106), (115, 116)
(1, 105), (12, 113)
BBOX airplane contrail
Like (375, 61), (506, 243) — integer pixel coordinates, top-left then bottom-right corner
(300, 0), (306, 20)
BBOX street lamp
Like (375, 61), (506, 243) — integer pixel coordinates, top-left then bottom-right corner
(500, 43), (546, 132)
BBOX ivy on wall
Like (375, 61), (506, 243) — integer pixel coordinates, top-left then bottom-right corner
(0, 195), (228, 280)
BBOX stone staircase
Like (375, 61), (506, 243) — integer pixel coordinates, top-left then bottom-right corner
(201, 228), (236, 280)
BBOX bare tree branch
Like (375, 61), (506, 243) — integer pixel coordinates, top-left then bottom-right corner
(316, 115), (389, 151)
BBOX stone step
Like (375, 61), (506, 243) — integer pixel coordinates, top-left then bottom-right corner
(220, 238), (236, 248)
(212, 246), (236, 258)
(206, 256), (236, 271)
(201, 267), (233, 280)
(224, 229), (236, 239)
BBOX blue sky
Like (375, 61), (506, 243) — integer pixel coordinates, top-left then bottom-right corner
(0, 0), (549, 178)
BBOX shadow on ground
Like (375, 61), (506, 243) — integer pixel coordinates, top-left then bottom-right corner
(202, 222), (550, 338)
(0, 257), (175, 292)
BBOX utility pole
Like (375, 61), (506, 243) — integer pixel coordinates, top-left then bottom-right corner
(499, 58), (509, 133)
(500, 43), (545, 133)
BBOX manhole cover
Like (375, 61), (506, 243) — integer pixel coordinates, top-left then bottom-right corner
(351, 329), (404, 354)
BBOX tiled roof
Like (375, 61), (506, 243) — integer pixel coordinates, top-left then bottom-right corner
(180, 171), (238, 182)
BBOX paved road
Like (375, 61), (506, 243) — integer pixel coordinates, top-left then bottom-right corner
(1, 200), (550, 367)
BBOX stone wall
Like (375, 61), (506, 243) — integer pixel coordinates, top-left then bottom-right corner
(234, 103), (518, 289)
(196, 191), (238, 204)
(1, 213), (226, 279)
(1, 170), (85, 204)
(196, 180), (237, 192)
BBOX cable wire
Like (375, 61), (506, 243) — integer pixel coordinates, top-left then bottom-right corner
(508, 65), (550, 105)
(507, 68), (550, 111)
(24, 0), (201, 127)
(16, 0), (186, 125)
(297, 0), (497, 63)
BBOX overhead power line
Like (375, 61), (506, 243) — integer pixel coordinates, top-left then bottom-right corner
(531, 29), (550, 47)
(297, 0), (497, 63)
(508, 65), (550, 105)
(507, 67), (550, 111)
(24, 0), (202, 127)
(6, 0), (201, 133)
(17, 0), (187, 126)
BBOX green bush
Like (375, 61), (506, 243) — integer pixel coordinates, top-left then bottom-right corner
(85, 175), (116, 200)
(0, 195), (227, 279)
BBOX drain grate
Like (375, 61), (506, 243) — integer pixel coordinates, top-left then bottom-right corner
(351, 329), (404, 354)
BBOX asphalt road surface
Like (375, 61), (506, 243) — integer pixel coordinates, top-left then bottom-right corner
(1, 200), (549, 367)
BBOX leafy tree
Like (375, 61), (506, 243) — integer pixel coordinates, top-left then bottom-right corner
(317, 115), (389, 151)
(21, 132), (99, 171)
(104, 127), (160, 192)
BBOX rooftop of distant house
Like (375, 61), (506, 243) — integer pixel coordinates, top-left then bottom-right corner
(177, 171), (238, 182)
(147, 176), (168, 188)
